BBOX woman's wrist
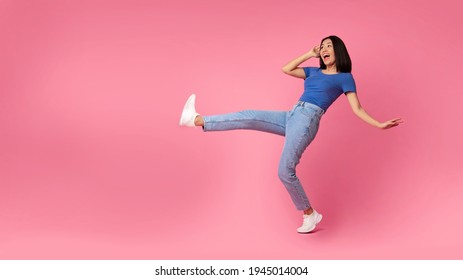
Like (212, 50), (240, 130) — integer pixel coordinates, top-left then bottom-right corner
(373, 120), (383, 128)
(306, 52), (317, 59)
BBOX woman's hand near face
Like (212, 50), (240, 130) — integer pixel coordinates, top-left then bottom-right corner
(308, 45), (320, 58)
(281, 44), (320, 79)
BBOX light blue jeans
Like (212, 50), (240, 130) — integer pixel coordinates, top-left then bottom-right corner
(203, 101), (324, 211)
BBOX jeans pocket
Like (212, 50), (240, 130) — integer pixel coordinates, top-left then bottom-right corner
(287, 105), (298, 119)
(299, 106), (318, 118)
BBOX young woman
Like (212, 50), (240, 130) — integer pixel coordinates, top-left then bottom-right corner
(179, 35), (403, 233)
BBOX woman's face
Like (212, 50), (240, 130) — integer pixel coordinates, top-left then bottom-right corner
(320, 39), (336, 67)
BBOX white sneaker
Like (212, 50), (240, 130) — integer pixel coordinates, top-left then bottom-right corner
(179, 94), (200, 127)
(297, 210), (322, 233)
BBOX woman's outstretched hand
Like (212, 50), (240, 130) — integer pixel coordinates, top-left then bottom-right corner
(378, 118), (404, 129)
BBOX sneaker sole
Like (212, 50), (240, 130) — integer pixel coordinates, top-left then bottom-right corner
(297, 214), (323, 234)
(179, 94), (196, 126)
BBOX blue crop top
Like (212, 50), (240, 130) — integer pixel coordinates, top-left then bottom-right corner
(299, 67), (357, 111)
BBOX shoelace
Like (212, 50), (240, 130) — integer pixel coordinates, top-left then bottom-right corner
(302, 214), (315, 225)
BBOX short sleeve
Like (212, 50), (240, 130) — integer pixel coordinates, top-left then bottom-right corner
(303, 67), (313, 79)
(342, 74), (357, 94)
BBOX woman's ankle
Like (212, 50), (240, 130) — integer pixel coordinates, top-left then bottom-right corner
(303, 207), (313, 215)
(194, 115), (204, 126)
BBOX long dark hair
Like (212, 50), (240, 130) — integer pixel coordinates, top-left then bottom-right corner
(319, 35), (352, 73)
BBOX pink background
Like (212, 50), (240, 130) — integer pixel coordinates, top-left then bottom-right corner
(1, 0), (462, 259)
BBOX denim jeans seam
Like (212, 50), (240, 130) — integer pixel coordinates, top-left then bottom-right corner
(207, 119), (286, 130)
(294, 127), (310, 208)
(282, 113), (312, 210)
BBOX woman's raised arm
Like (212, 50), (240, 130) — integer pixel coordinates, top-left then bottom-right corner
(282, 45), (320, 79)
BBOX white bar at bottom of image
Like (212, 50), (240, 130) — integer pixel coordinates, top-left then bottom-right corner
(0, 260), (462, 280)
